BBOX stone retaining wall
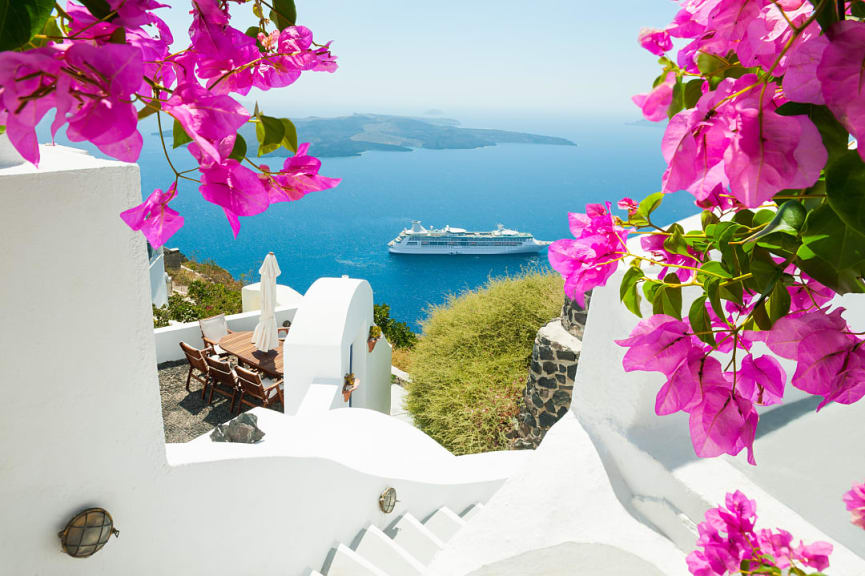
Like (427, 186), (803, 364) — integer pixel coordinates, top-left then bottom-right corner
(511, 296), (587, 449)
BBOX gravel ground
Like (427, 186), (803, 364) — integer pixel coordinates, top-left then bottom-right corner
(158, 360), (281, 443)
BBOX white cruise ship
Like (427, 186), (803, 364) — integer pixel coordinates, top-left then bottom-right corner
(388, 221), (551, 255)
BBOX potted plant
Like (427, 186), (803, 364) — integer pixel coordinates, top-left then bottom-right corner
(343, 373), (359, 403)
(368, 325), (382, 352)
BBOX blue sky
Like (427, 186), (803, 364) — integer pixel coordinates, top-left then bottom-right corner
(160, 1), (677, 121)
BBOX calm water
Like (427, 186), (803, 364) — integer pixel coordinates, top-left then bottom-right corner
(48, 116), (696, 328)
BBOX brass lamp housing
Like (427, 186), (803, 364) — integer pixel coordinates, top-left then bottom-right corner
(58, 508), (119, 558)
(379, 487), (398, 514)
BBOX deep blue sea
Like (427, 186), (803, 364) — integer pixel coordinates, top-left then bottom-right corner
(47, 115), (697, 329)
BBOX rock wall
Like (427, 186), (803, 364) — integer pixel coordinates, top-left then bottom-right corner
(512, 296), (587, 449)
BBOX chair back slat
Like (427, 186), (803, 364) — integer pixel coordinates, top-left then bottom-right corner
(235, 366), (266, 398)
(180, 341), (208, 372)
(205, 356), (236, 388)
(199, 314), (228, 342)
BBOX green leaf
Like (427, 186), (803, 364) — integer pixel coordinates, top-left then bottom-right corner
(704, 277), (725, 320)
(796, 203), (865, 294)
(270, 0), (297, 30)
(652, 273), (683, 319)
(853, 0), (865, 17)
(642, 279), (663, 303)
(701, 210), (720, 230)
(826, 151), (865, 237)
(171, 119), (192, 148)
(636, 192), (664, 221)
(752, 299), (772, 331)
(0, 0), (54, 51)
(663, 223), (691, 257)
(137, 101), (161, 120)
(807, 0), (841, 33)
(768, 279), (791, 324)
(0, 125), (6, 136)
(689, 296), (715, 346)
(696, 52), (729, 76)
(256, 114), (285, 156)
(280, 118), (298, 153)
(683, 79), (703, 109)
(743, 201), (806, 244)
(620, 266), (643, 318)
(668, 78), (684, 119)
(229, 134), (247, 161)
(78, 0), (112, 19)
(696, 260), (731, 283)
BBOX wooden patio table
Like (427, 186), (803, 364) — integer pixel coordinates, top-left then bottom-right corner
(218, 331), (283, 378)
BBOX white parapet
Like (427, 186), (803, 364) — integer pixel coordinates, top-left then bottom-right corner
(241, 281), (303, 312)
(0, 145), (529, 576)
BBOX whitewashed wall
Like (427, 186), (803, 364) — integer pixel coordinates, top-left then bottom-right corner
(148, 250), (168, 308)
(568, 219), (865, 571)
(0, 147), (526, 576)
(241, 281), (303, 312)
(282, 277), (392, 415)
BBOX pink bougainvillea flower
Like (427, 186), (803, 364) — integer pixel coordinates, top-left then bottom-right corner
(119, 183), (183, 248)
(844, 481), (865, 530)
(723, 80), (826, 207)
(792, 327), (865, 409)
(548, 202), (627, 307)
(163, 83), (249, 163)
(640, 233), (700, 282)
(617, 197), (638, 215)
(819, 20), (865, 162)
(783, 27), (827, 105)
(616, 315), (701, 376)
(259, 143), (341, 204)
(736, 354), (786, 406)
(60, 43), (145, 161)
(0, 47), (62, 165)
(764, 308), (847, 359)
(656, 352), (728, 415)
(794, 540), (833, 571)
(638, 27), (673, 55)
(757, 528), (796, 569)
(633, 71), (676, 122)
(689, 387), (758, 464)
(199, 159), (269, 219)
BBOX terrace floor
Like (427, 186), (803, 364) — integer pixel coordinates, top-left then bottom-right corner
(157, 360), (282, 443)
(158, 361), (414, 442)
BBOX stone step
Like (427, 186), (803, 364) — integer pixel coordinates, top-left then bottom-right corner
(308, 572), (325, 576)
(385, 513), (446, 564)
(324, 543), (391, 576)
(354, 525), (426, 576)
(459, 502), (484, 521)
(422, 506), (466, 542)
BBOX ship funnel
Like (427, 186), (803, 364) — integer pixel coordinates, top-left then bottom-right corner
(410, 220), (426, 233)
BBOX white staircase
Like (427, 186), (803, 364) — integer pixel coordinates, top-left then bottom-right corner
(312, 503), (484, 576)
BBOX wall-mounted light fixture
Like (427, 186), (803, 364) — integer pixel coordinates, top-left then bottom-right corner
(379, 487), (398, 514)
(58, 508), (119, 558)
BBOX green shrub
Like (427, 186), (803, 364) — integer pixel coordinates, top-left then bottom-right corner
(152, 278), (242, 327)
(374, 303), (417, 349)
(406, 269), (563, 454)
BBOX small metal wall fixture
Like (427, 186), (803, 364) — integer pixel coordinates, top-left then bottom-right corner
(58, 508), (119, 558)
(379, 487), (398, 514)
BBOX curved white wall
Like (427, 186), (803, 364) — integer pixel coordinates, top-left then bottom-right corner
(0, 147), (522, 576)
(282, 277), (392, 414)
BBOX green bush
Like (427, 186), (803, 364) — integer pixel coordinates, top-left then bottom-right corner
(374, 303), (417, 349)
(153, 279), (242, 327)
(406, 269), (563, 454)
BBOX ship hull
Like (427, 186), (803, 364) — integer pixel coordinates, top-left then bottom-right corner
(389, 242), (548, 255)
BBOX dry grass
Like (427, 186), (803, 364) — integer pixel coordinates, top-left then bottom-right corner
(406, 269), (563, 454)
(391, 347), (413, 372)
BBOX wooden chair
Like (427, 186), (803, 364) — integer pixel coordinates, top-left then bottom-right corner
(199, 314), (232, 356)
(235, 365), (284, 412)
(179, 341), (215, 393)
(204, 356), (239, 412)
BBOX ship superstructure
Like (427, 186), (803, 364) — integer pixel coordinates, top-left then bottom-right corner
(388, 221), (550, 255)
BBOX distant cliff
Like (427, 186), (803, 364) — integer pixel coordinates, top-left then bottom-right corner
(250, 114), (576, 157)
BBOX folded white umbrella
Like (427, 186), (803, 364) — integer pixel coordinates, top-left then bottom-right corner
(252, 252), (281, 352)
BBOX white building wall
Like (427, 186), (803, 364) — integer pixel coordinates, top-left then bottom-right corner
(0, 147), (523, 576)
(148, 250), (169, 308)
(241, 281), (303, 312)
(282, 277), (391, 415)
